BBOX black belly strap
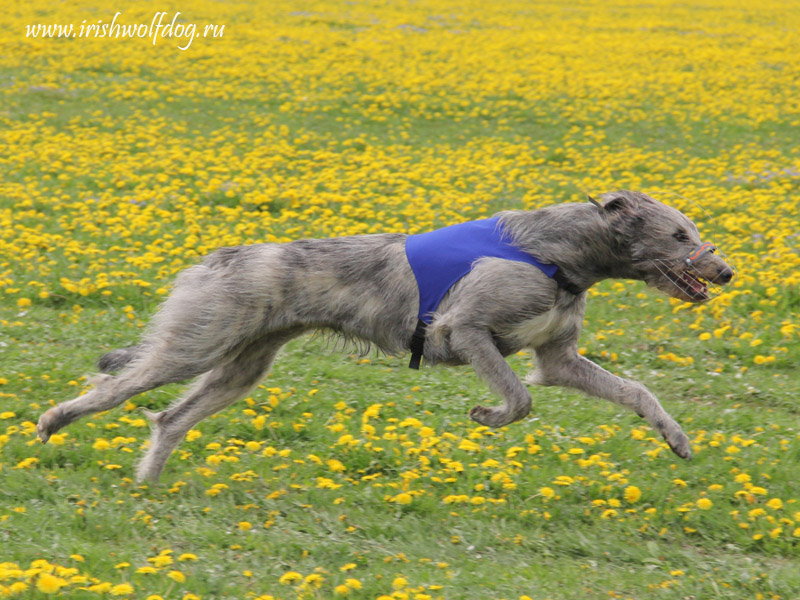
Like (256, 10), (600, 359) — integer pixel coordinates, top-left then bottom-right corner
(408, 319), (428, 370)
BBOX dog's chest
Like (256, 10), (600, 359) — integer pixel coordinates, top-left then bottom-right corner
(508, 308), (570, 348)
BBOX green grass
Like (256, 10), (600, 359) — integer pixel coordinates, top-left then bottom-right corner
(1, 296), (798, 599)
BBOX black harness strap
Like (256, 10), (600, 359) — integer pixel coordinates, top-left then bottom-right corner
(407, 271), (585, 370)
(553, 270), (586, 296)
(408, 319), (427, 370)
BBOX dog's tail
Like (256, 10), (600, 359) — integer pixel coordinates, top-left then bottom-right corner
(97, 346), (139, 373)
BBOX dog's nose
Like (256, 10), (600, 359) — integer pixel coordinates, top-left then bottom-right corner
(717, 267), (734, 284)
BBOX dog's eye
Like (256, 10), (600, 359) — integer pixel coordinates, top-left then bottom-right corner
(673, 230), (690, 243)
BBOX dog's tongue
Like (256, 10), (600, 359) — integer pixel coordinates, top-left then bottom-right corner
(683, 272), (707, 295)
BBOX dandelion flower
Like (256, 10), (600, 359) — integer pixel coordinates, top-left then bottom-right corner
(110, 583), (134, 596)
(345, 578), (362, 590)
(279, 571), (303, 585)
(178, 554), (198, 562)
(36, 573), (68, 594)
(624, 485), (642, 504)
(696, 498), (713, 510)
(539, 487), (555, 500)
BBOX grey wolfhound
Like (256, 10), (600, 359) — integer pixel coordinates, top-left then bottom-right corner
(37, 190), (734, 482)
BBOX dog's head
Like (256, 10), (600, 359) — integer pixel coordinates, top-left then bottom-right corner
(597, 191), (735, 303)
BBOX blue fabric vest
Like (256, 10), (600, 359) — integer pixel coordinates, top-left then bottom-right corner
(405, 217), (557, 324)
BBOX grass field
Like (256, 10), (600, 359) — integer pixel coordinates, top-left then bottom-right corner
(1, 1), (799, 599)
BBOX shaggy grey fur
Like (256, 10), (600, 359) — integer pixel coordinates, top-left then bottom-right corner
(37, 190), (734, 482)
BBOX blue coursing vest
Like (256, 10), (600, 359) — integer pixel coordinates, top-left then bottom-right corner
(404, 217), (558, 325)
(403, 217), (558, 369)
(406, 217), (558, 324)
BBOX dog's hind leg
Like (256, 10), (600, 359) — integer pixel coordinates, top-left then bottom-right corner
(136, 329), (302, 482)
(530, 343), (692, 459)
(448, 327), (532, 428)
(37, 351), (210, 444)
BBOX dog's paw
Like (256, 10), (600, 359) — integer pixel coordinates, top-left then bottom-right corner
(469, 405), (516, 428)
(37, 407), (64, 444)
(665, 429), (692, 460)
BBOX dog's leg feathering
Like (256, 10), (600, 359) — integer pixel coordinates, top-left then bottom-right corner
(97, 346), (139, 373)
(448, 327), (532, 428)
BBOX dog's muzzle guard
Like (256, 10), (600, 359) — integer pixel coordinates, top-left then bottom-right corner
(648, 240), (733, 303)
(684, 242), (717, 267)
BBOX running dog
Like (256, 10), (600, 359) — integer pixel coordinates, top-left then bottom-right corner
(37, 190), (734, 481)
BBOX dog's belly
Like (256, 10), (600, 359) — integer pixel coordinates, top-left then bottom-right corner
(506, 308), (570, 349)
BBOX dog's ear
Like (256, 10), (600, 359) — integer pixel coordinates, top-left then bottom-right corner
(602, 194), (636, 216)
(601, 193), (645, 242)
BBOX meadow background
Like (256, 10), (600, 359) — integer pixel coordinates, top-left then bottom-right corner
(1, 1), (798, 598)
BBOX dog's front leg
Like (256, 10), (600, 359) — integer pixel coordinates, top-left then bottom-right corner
(531, 347), (692, 459)
(448, 327), (532, 428)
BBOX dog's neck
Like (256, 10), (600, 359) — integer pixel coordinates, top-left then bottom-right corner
(498, 204), (642, 293)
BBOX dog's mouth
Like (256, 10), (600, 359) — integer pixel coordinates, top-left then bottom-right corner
(672, 269), (710, 302)
(647, 260), (718, 303)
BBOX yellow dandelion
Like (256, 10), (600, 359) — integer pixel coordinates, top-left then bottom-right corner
(110, 582), (134, 596)
(624, 485), (642, 504)
(178, 553), (198, 562)
(345, 578), (362, 589)
(696, 498), (713, 510)
(279, 571), (303, 585)
(539, 486), (555, 500)
(36, 572), (68, 594)
(766, 498), (783, 510)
